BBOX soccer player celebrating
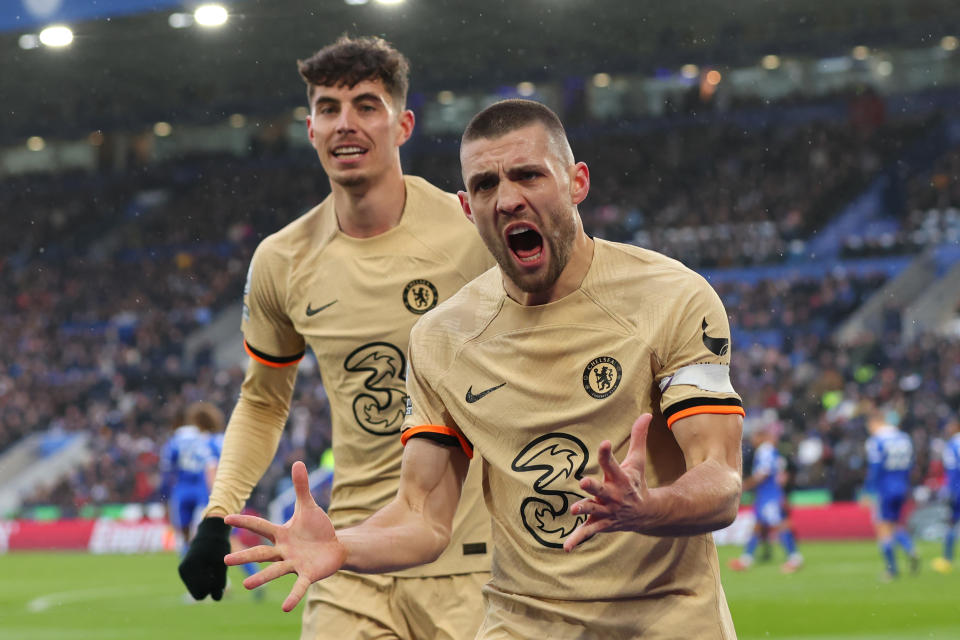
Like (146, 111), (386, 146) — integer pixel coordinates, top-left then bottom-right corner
(177, 36), (494, 639)
(225, 99), (745, 639)
(863, 405), (919, 581)
(728, 419), (803, 573)
(933, 417), (960, 574)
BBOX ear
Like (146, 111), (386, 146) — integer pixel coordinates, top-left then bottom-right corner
(569, 161), (590, 205)
(457, 191), (475, 225)
(396, 109), (415, 147)
(306, 115), (315, 144)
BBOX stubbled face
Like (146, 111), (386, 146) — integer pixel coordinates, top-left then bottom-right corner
(459, 123), (585, 295)
(306, 79), (412, 188)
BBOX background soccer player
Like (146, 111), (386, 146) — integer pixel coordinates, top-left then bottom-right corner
(177, 36), (494, 639)
(933, 417), (960, 574)
(729, 419), (803, 573)
(862, 404), (919, 581)
(161, 402), (223, 547)
(224, 99), (745, 639)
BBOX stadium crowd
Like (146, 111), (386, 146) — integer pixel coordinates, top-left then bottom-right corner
(4, 103), (959, 523)
(843, 142), (960, 257)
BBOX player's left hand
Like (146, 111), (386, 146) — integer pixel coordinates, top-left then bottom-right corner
(564, 414), (653, 552)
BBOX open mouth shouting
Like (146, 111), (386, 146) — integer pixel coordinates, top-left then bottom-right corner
(505, 222), (545, 267)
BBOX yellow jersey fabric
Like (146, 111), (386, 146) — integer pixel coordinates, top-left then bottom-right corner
(403, 238), (742, 635)
(238, 175), (495, 577)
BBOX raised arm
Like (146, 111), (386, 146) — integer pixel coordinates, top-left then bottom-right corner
(564, 412), (742, 551)
(224, 437), (469, 612)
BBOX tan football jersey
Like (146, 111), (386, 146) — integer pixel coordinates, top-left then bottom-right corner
(402, 239), (743, 636)
(241, 175), (495, 577)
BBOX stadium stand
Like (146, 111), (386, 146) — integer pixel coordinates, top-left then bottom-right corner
(5, 102), (959, 518)
(2, 3), (960, 543)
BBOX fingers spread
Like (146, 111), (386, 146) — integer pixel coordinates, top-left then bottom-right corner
(571, 498), (611, 518)
(243, 560), (292, 589)
(622, 414), (652, 468)
(292, 461), (316, 508)
(282, 575), (312, 613)
(596, 439), (627, 485)
(225, 543), (281, 566)
(563, 521), (601, 552)
(224, 514), (277, 541)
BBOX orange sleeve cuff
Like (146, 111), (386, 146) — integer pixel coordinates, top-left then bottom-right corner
(666, 405), (746, 429)
(401, 425), (473, 459)
(244, 340), (304, 368)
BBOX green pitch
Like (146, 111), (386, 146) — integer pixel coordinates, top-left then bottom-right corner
(0, 541), (957, 639)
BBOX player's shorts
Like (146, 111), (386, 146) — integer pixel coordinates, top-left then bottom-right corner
(169, 485), (209, 529)
(300, 570), (489, 640)
(754, 499), (784, 527)
(877, 493), (906, 523)
(475, 583), (736, 640)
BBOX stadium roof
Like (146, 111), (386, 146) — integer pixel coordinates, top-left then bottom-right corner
(3, 0), (960, 145)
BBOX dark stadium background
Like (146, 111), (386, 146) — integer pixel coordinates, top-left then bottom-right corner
(2, 1), (960, 636)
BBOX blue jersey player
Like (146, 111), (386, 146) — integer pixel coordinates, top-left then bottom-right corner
(933, 418), (960, 574)
(729, 422), (803, 573)
(162, 402), (223, 546)
(863, 406), (918, 580)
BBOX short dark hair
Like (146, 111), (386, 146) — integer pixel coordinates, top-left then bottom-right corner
(461, 99), (572, 163)
(298, 35), (410, 109)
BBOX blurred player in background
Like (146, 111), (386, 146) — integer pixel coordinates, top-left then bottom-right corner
(162, 402), (222, 547)
(863, 405), (919, 581)
(728, 419), (803, 573)
(177, 35), (494, 640)
(224, 99), (744, 639)
(932, 417), (960, 574)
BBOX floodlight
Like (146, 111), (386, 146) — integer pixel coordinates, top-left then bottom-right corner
(39, 25), (73, 47)
(592, 73), (611, 88)
(194, 4), (228, 27)
(761, 55), (781, 70)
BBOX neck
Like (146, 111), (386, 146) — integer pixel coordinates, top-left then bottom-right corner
(332, 168), (407, 238)
(507, 232), (595, 306)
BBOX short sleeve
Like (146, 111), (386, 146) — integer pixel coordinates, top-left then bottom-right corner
(944, 441), (958, 471)
(241, 242), (305, 367)
(400, 328), (473, 458)
(656, 275), (744, 428)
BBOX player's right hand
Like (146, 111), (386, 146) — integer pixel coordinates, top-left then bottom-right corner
(178, 517), (232, 601)
(225, 461), (347, 612)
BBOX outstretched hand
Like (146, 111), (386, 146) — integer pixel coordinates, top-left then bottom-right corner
(224, 461), (346, 612)
(564, 414), (654, 552)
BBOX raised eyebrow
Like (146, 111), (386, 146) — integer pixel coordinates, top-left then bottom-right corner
(506, 164), (546, 176)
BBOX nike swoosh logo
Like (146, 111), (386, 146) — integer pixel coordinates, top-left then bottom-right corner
(465, 382), (506, 403)
(306, 300), (338, 316)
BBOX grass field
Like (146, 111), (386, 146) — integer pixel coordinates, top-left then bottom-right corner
(0, 541), (957, 639)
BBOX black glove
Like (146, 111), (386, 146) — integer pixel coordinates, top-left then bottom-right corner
(178, 517), (232, 601)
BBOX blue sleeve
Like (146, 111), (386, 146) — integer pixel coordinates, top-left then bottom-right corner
(864, 461), (881, 493)
(159, 440), (176, 498)
(864, 437), (881, 493)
